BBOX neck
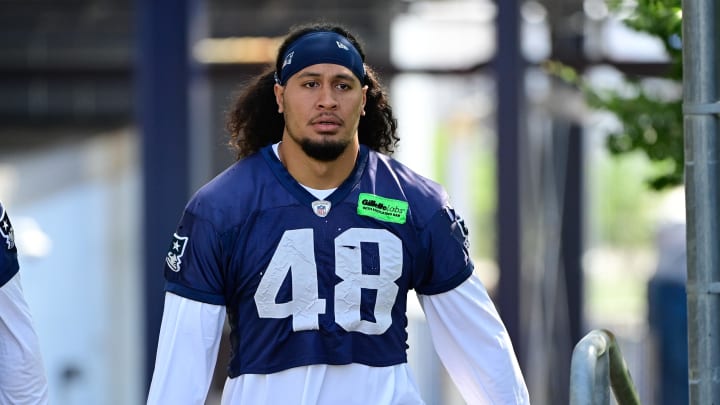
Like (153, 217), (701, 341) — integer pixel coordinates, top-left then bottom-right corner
(278, 137), (360, 189)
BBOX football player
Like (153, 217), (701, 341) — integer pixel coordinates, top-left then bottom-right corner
(148, 22), (529, 404)
(0, 201), (49, 404)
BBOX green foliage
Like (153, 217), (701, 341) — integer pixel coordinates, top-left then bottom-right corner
(546, 0), (684, 191)
(608, 0), (683, 79)
(587, 88), (684, 190)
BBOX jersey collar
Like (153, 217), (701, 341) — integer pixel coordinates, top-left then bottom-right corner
(261, 144), (369, 208)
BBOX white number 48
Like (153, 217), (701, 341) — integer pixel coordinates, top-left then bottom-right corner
(254, 228), (402, 335)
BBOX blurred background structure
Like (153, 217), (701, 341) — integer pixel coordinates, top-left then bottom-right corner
(0, 0), (686, 404)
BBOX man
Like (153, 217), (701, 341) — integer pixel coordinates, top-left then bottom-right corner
(148, 22), (529, 404)
(0, 201), (49, 404)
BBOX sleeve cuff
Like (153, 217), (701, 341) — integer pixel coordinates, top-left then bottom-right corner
(165, 282), (226, 306)
(415, 263), (473, 295)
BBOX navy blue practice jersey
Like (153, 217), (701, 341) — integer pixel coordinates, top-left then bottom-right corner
(0, 202), (19, 288)
(164, 145), (474, 377)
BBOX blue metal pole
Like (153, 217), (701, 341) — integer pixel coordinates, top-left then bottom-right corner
(135, 0), (192, 392)
(496, 0), (523, 364)
(682, 0), (720, 402)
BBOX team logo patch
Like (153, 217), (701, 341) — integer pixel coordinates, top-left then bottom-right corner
(282, 51), (294, 69)
(312, 200), (332, 218)
(335, 40), (349, 51)
(0, 206), (16, 251)
(446, 207), (470, 250)
(166, 233), (188, 272)
(357, 193), (408, 224)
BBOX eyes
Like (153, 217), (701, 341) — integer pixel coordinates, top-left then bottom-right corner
(301, 80), (353, 91)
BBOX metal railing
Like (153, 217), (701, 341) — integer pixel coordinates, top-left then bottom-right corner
(570, 329), (642, 405)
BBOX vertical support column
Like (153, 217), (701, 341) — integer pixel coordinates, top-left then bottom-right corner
(188, 0), (213, 192)
(496, 0), (524, 364)
(563, 123), (584, 354)
(682, 0), (720, 402)
(135, 0), (196, 391)
(547, 4), (586, 401)
(556, 122), (584, 405)
(546, 0), (587, 356)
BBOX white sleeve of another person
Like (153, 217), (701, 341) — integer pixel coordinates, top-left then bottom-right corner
(0, 272), (49, 405)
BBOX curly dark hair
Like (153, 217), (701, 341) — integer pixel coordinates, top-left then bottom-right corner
(226, 22), (399, 160)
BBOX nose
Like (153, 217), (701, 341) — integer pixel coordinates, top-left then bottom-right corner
(317, 86), (338, 110)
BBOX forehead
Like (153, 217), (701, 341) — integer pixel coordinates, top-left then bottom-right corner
(291, 63), (360, 82)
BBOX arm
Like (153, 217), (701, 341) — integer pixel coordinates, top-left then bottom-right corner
(0, 273), (49, 404)
(147, 292), (225, 405)
(418, 275), (529, 405)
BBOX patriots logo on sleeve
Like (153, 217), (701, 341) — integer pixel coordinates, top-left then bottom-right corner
(166, 233), (188, 272)
(446, 207), (470, 250)
(0, 206), (16, 251)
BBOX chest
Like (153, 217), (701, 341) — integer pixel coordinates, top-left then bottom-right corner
(224, 202), (422, 333)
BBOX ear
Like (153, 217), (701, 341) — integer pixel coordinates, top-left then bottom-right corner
(274, 83), (284, 113)
(361, 85), (368, 116)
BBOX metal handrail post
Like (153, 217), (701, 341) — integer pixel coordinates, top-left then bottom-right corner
(570, 330), (610, 405)
(605, 330), (642, 405)
(570, 329), (641, 405)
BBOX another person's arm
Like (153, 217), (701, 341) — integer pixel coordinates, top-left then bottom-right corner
(419, 275), (529, 404)
(147, 292), (225, 405)
(0, 273), (49, 404)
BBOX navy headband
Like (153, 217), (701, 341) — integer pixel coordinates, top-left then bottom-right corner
(275, 31), (365, 85)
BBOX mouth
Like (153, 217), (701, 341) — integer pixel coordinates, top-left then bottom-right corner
(310, 115), (343, 132)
